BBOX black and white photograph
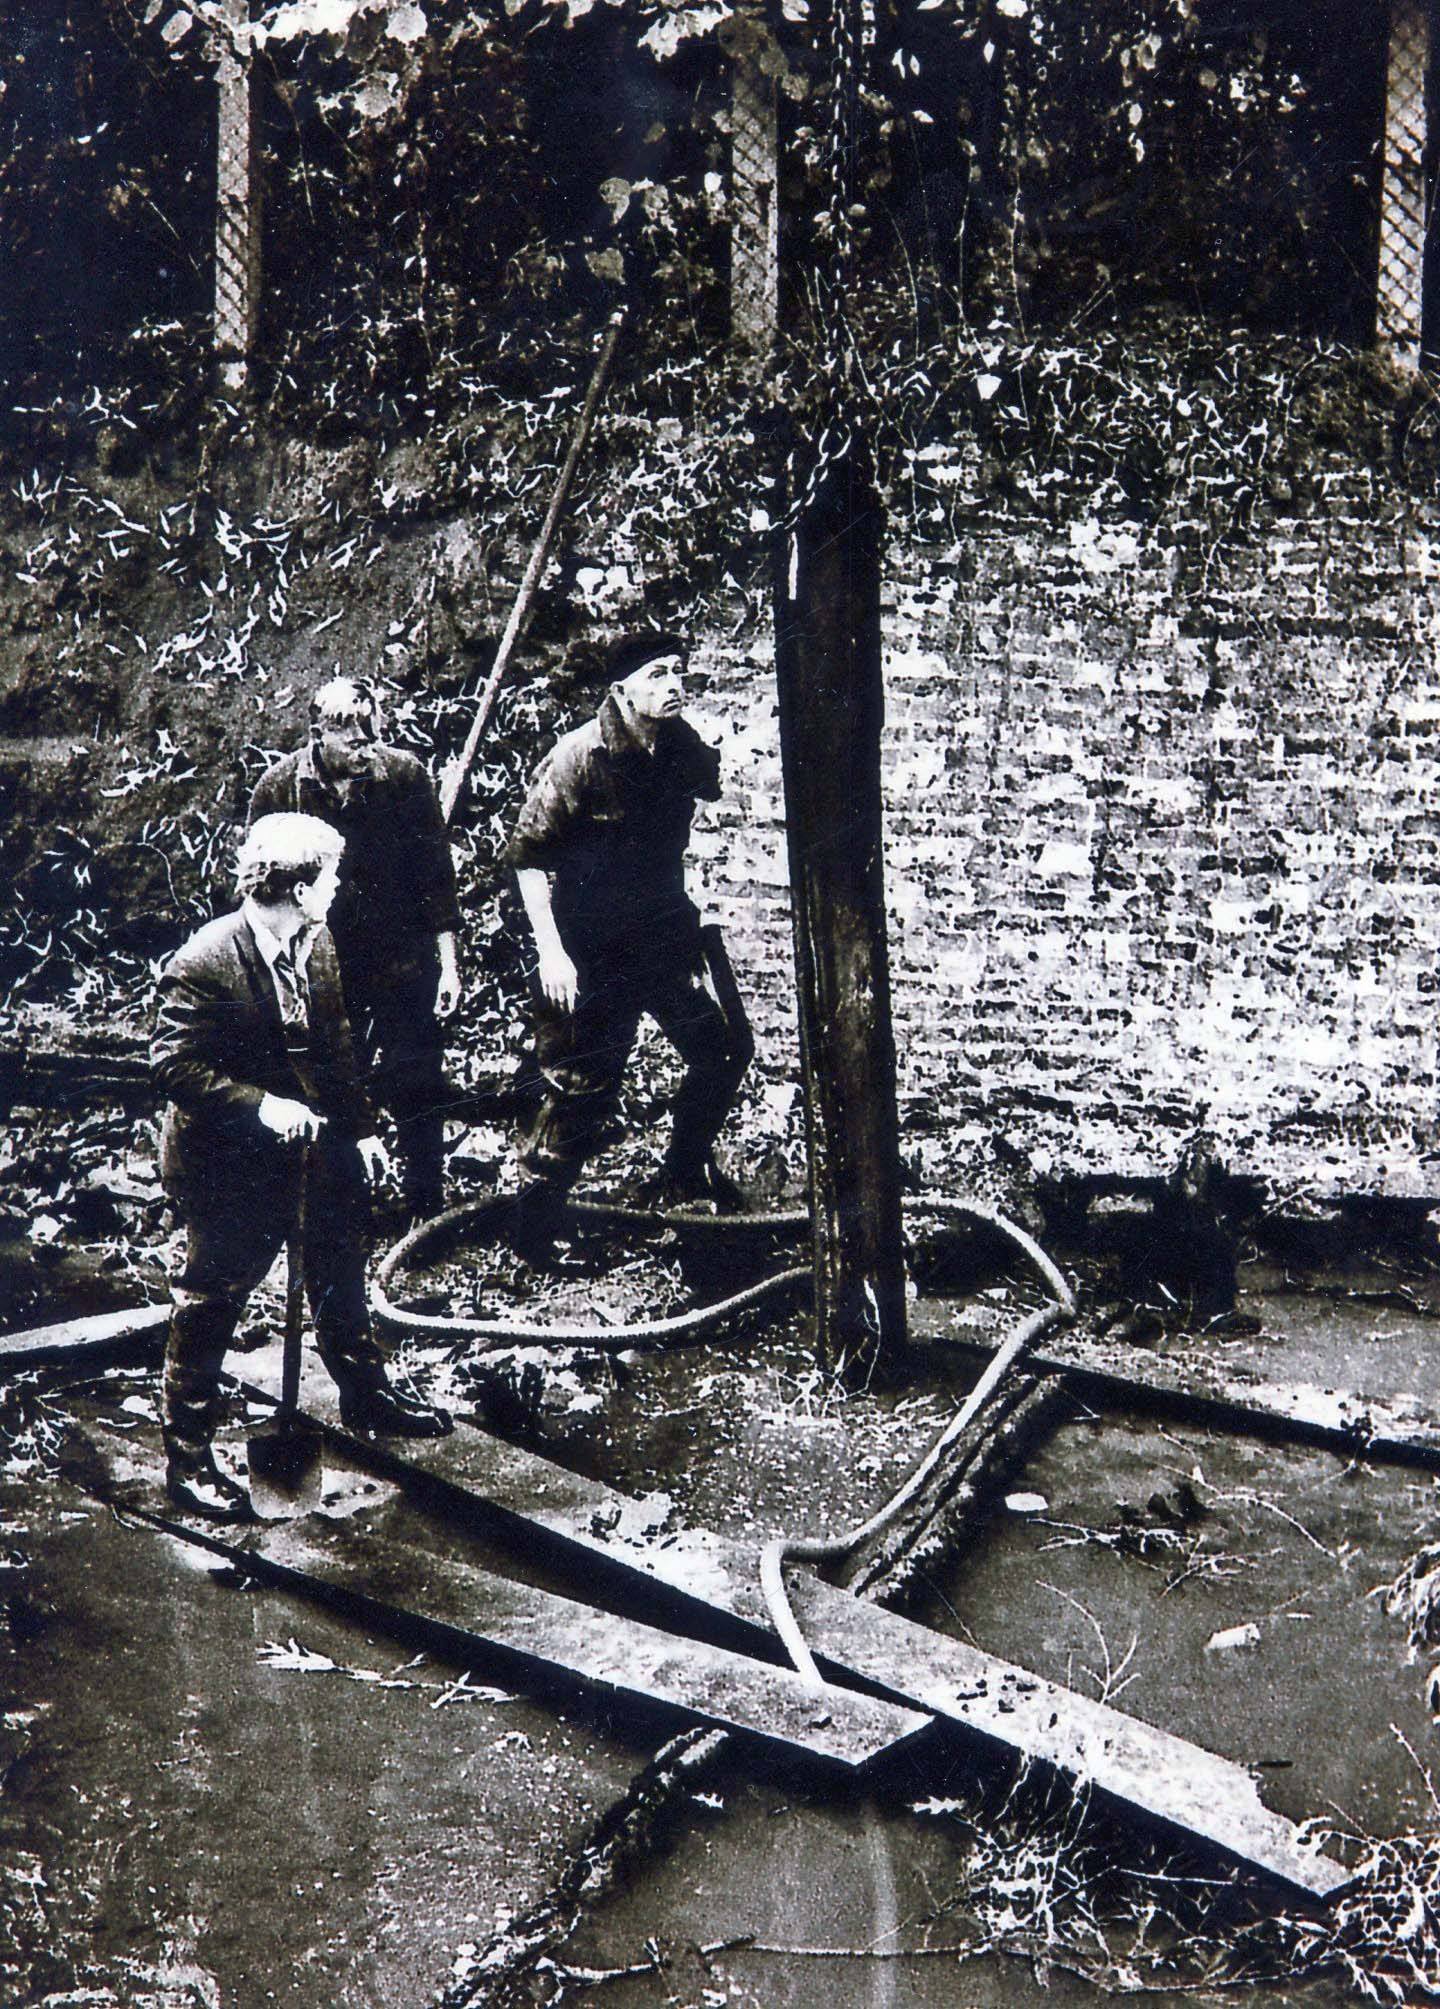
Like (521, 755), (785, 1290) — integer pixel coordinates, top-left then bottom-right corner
(4, 1), (1440, 2002)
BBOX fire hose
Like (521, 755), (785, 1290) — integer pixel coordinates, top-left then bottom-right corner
(372, 1192), (1068, 1349)
(373, 1191), (1076, 1684)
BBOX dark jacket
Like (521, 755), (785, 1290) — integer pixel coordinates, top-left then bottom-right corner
(154, 909), (373, 1205)
(248, 743), (461, 988)
(506, 690), (721, 960)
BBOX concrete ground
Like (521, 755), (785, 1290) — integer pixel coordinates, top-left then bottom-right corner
(3, 1263), (1439, 2007)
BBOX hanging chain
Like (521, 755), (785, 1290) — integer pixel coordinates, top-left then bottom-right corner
(775, 0), (874, 532)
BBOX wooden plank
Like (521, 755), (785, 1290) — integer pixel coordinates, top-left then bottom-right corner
(79, 1422), (930, 1773)
(0, 1302), (168, 1369)
(788, 1576), (1349, 1899)
(234, 1357), (1350, 1898)
(908, 1301), (1440, 1470)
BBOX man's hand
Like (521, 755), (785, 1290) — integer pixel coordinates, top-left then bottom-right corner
(517, 869), (578, 1013)
(435, 932), (461, 1019)
(357, 1135), (392, 1185)
(537, 943), (579, 1012)
(258, 1093), (324, 1142)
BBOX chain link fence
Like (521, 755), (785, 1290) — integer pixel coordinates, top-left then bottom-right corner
(1377, 0), (1430, 365)
(729, 44), (779, 367)
(213, 0), (259, 374)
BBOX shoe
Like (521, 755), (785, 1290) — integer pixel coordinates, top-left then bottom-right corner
(509, 1184), (567, 1270)
(165, 1456), (253, 1522)
(339, 1378), (453, 1439)
(639, 1158), (748, 1217)
(402, 1188), (447, 1229)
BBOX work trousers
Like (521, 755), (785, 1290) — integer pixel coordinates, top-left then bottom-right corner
(347, 959), (448, 1218)
(162, 1132), (386, 1469)
(517, 938), (753, 1194)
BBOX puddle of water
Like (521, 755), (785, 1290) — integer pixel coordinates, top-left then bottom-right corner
(0, 1485), (636, 2007)
(5, 1281), (1440, 2005)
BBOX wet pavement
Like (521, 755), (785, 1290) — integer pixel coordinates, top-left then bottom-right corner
(3, 1272), (1440, 2005)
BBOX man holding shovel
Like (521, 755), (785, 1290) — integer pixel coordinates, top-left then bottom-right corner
(154, 812), (451, 1522)
(249, 676), (462, 1224)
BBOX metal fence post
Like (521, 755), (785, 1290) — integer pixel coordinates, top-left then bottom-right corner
(214, 0), (260, 391)
(728, 10), (780, 370)
(1377, 0), (1432, 369)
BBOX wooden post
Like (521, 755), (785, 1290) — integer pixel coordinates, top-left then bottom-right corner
(1376, 0), (1433, 369)
(214, 0), (261, 392)
(774, 438), (907, 1376)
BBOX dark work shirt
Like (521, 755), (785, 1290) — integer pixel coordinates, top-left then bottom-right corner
(506, 688), (721, 958)
(248, 742), (461, 987)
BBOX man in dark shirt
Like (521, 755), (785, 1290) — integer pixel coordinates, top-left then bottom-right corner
(506, 632), (753, 1254)
(154, 812), (451, 1521)
(249, 676), (462, 1222)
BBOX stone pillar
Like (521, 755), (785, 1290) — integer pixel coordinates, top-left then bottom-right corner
(728, 13), (781, 370)
(1377, 0), (1432, 368)
(214, 0), (261, 391)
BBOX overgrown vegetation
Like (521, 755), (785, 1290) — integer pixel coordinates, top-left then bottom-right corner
(2, 0), (1395, 426)
(4, 15), (1440, 1996)
(912, 1772), (1440, 2004)
(3, 294), (1434, 1030)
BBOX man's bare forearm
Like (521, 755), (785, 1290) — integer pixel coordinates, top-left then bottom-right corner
(516, 868), (578, 1010)
(516, 869), (564, 958)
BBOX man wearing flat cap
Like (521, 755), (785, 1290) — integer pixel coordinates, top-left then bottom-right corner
(154, 811), (451, 1520)
(507, 632), (754, 1260)
(249, 675), (461, 1224)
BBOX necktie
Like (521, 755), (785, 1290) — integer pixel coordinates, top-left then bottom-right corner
(272, 941), (306, 1026)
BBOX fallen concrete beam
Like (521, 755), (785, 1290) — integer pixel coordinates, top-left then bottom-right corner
(78, 1423), (931, 1774)
(0, 1018), (152, 1112)
(910, 1302), (1440, 1470)
(230, 1358), (1350, 1900)
(0, 1302), (168, 1370)
(0, 1040), (518, 1120)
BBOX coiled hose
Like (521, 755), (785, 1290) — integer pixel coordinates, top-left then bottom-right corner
(757, 1199), (1075, 1686)
(372, 1188), (1077, 1686)
(373, 1192), (812, 1348)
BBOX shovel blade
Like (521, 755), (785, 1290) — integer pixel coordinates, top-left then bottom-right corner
(247, 1417), (324, 1520)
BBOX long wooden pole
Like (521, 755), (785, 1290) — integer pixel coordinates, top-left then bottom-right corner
(440, 309), (625, 825)
(773, 436), (907, 1375)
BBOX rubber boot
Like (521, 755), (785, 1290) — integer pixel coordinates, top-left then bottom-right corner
(643, 1153), (748, 1216)
(397, 1112), (446, 1227)
(161, 1300), (249, 1520)
(508, 1179), (570, 1271)
(320, 1321), (452, 1440)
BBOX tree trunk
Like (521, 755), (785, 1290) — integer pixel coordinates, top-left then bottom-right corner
(773, 436), (907, 1376)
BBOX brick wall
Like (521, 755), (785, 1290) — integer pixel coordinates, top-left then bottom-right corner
(10, 338), (1429, 1202)
(682, 449), (1440, 1198)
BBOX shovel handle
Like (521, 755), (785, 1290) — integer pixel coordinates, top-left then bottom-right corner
(280, 1141), (309, 1419)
